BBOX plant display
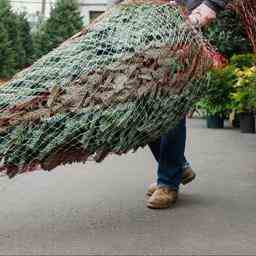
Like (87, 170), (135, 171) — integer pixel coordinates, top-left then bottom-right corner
(197, 65), (237, 116)
(197, 53), (256, 117)
(230, 53), (256, 68)
(0, 1), (221, 178)
(232, 66), (256, 113)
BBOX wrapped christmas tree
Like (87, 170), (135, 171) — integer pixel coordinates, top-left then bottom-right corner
(0, 0), (222, 178)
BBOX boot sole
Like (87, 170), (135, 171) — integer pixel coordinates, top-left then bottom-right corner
(146, 174), (196, 197)
(147, 203), (171, 209)
(181, 173), (196, 185)
(146, 191), (154, 197)
(147, 199), (177, 209)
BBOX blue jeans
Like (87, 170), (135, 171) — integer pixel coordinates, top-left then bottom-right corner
(148, 118), (189, 191)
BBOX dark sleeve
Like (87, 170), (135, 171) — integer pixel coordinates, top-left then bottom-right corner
(203, 0), (229, 13)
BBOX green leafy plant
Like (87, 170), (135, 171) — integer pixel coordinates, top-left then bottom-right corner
(232, 66), (256, 113)
(197, 54), (256, 117)
(198, 65), (238, 116)
(230, 53), (256, 68)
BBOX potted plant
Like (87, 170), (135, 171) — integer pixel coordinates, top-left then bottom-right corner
(229, 54), (256, 129)
(229, 110), (240, 128)
(250, 89), (256, 133)
(198, 65), (237, 129)
(232, 66), (256, 133)
(206, 111), (225, 129)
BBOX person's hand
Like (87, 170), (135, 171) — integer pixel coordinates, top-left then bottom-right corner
(188, 3), (216, 27)
(169, 1), (178, 7)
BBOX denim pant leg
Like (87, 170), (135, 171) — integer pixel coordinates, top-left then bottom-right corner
(149, 118), (187, 190)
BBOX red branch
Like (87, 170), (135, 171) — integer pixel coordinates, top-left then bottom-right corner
(233, 0), (256, 53)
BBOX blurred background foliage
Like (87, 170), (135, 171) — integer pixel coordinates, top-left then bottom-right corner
(0, 0), (83, 79)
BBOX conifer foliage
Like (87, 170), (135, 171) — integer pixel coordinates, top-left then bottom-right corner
(0, 0), (33, 78)
(17, 12), (35, 67)
(0, 2), (220, 177)
(0, 23), (15, 78)
(33, 0), (83, 59)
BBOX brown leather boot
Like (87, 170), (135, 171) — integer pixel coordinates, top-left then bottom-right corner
(147, 187), (178, 209)
(147, 167), (196, 196)
(182, 167), (196, 185)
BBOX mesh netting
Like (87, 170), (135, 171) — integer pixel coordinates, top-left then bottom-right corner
(0, 0), (219, 178)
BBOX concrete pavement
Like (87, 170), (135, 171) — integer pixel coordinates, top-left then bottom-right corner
(0, 119), (256, 255)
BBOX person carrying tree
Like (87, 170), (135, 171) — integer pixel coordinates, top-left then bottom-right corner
(109, 0), (229, 209)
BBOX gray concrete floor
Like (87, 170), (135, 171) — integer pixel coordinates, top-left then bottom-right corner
(0, 119), (256, 255)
